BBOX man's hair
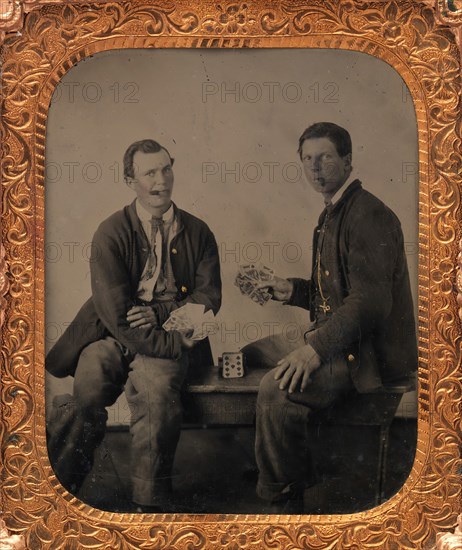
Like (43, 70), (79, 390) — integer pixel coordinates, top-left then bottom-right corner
(297, 122), (352, 159)
(123, 139), (174, 180)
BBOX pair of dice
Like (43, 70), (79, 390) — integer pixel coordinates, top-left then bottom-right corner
(220, 352), (244, 378)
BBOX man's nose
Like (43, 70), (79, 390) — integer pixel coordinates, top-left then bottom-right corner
(153, 172), (166, 185)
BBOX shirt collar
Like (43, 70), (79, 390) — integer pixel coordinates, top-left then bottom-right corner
(318, 178), (362, 226)
(328, 175), (355, 207)
(136, 200), (175, 223)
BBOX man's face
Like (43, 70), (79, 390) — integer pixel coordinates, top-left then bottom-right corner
(300, 137), (351, 199)
(126, 149), (174, 212)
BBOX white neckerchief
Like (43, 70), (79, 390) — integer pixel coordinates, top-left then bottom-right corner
(136, 200), (177, 301)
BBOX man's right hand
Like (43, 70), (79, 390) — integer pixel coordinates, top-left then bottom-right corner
(256, 276), (294, 302)
(127, 306), (157, 329)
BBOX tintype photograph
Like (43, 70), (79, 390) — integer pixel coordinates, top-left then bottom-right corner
(44, 47), (419, 515)
(1, 0), (461, 547)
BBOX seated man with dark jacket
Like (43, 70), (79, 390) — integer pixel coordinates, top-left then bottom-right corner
(252, 122), (417, 513)
(46, 139), (221, 512)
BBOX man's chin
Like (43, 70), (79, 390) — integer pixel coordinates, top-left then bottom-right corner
(146, 197), (172, 210)
(150, 192), (171, 200)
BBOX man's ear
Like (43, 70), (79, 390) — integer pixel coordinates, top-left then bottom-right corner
(343, 153), (352, 170)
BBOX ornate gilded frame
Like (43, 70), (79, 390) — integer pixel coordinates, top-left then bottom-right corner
(1, 0), (461, 548)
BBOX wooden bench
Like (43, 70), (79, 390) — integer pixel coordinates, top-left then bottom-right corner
(183, 367), (266, 425)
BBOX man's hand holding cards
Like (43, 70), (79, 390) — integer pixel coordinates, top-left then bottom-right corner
(162, 303), (218, 342)
(256, 274), (294, 302)
(234, 263), (275, 306)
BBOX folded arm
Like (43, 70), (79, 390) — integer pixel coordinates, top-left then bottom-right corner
(90, 229), (183, 359)
(127, 227), (221, 329)
(92, 224), (221, 359)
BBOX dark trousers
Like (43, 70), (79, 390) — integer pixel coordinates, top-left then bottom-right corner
(47, 336), (187, 506)
(254, 334), (353, 502)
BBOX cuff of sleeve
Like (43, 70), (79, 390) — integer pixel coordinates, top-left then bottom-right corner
(153, 302), (179, 327)
(284, 278), (310, 308)
(283, 280), (296, 305)
(304, 330), (329, 363)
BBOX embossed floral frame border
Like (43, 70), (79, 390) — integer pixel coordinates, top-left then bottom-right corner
(0, 0), (461, 548)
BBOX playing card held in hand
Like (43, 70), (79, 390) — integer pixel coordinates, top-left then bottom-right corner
(162, 303), (218, 341)
(234, 263), (274, 305)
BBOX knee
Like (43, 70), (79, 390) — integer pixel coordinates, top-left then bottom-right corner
(126, 357), (187, 429)
(257, 369), (284, 408)
(73, 339), (123, 409)
(128, 356), (185, 405)
(77, 339), (121, 375)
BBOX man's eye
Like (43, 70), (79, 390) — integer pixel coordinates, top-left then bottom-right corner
(147, 171), (156, 176)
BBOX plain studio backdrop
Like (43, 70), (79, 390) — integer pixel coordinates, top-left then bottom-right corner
(45, 48), (419, 422)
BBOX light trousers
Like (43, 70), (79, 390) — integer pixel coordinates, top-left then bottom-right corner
(48, 336), (187, 506)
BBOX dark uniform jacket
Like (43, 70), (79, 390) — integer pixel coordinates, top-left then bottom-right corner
(288, 180), (417, 393)
(46, 201), (222, 378)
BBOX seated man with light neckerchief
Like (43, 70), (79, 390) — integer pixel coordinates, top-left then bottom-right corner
(46, 139), (221, 513)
